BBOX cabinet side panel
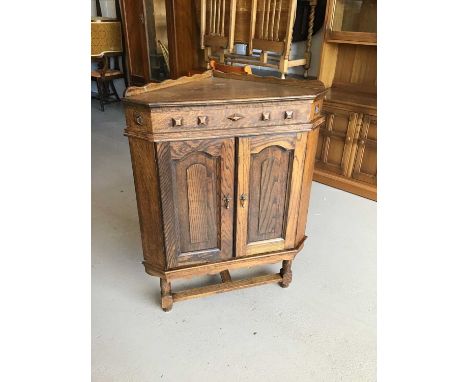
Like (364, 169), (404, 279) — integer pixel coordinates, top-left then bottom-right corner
(296, 128), (320, 245)
(128, 137), (166, 269)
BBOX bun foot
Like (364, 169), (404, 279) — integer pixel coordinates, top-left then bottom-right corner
(160, 278), (173, 312)
(280, 260), (293, 288)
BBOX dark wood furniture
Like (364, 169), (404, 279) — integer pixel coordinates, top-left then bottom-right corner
(315, 0), (377, 200)
(123, 70), (325, 311)
(120, 0), (203, 84)
(91, 53), (125, 111)
(91, 18), (125, 111)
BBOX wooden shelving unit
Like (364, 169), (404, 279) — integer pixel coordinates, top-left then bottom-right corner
(314, 0), (377, 201)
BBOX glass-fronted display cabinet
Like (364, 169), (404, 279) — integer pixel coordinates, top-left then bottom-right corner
(326, 0), (377, 44)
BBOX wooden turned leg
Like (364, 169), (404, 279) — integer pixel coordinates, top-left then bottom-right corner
(280, 260), (293, 288)
(110, 80), (120, 101)
(96, 79), (105, 112)
(160, 278), (173, 312)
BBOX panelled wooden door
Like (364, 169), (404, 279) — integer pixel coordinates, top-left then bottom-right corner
(157, 139), (235, 268)
(236, 133), (308, 257)
(351, 114), (377, 185)
(121, 0), (151, 85)
(315, 106), (360, 176)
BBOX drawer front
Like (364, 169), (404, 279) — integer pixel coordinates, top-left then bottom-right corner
(145, 102), (313, 132)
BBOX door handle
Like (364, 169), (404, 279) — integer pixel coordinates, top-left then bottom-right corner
(240, 193), (248, 207)
(223, 194), (231, 209)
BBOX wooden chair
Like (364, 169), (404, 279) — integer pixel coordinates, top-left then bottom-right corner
(209, 59), (252, 74)
(91, 53), (125, 111)
(223, 0), (318, 79)
(200, 0), (238, 67)
(91, 18), (124, 111)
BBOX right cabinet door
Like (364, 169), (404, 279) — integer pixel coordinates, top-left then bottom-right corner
(351, 114), (377, 185)
(236, 133), (308, 257)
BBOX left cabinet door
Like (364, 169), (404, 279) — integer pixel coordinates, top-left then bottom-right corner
(157, 139), (235, 268)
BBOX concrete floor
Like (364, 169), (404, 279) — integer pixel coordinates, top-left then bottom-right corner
(92, 100), (376, 382)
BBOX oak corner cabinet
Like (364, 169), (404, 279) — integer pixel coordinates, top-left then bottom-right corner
(123, 70), (325, 311)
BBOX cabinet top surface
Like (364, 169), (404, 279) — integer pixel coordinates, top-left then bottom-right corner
(123, 71), (326, 108)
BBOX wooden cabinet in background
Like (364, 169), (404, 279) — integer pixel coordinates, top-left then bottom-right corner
(314, 100), (377, 200)
(315, 0), (377, 200)
(123, 70), (325, 311)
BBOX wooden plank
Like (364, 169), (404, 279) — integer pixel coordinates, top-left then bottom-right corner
(172, 274), (283, 302)
(249, 0), (258, 54)
(313, 168), (377, 201)
(204, 34), (228, 48)
(288, 58), (307, 67)
(295, 128), (319, 245)
(236, 137), (251, 257)
(156, 142), (181, 268)
(252, 38), (284, 53)
(200, 0), (206, 48)
(158, 238), (305, 280)
(228, 0), (237, 52)
(283, 0), (297, 58)
(284, 132), (308, 248)
(125, 123), (317, 143)
(128, 138), (166, 269)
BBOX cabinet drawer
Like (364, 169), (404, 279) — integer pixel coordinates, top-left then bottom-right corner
(126, 102), (314, 133)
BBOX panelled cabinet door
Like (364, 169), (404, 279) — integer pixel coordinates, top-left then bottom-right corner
(236, 133), (308, 257)
(157, 139), (235, 268)
(351, 114), (377, 184)
(315, 106), (360, 176)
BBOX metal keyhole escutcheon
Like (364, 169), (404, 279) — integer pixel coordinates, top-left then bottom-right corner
(223, 194), (231, 209)
(240, 193), (248, 207)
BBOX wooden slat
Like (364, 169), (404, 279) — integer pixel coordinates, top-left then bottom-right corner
(210, 0), (214, 34)
(264, 0), (271, 39)
(221, 0), (226, 36)
(274, 0), (282, 41)
(288, 58), (307, 67)
(204, 34), (228, 48)
(216, 0), (221, 34)
(252, 38), (284, 53)
(228, 0), (237, 51)
(172, 274), (283, 302)
(269, 0), (277, 40)
(284, 0), (297, 58)
(236, 137), (251, 257)
(260, 0), (266, 39)
(156, 142), (181, 268)
(249, 0), (258, 54)
(284, 132), (308, 248)
(201, 0), (206, 48)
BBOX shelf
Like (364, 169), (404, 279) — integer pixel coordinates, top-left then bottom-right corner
(325, 31), (377, 46)
(325, 38), (377, 46)
(324, 87), (377, 110)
